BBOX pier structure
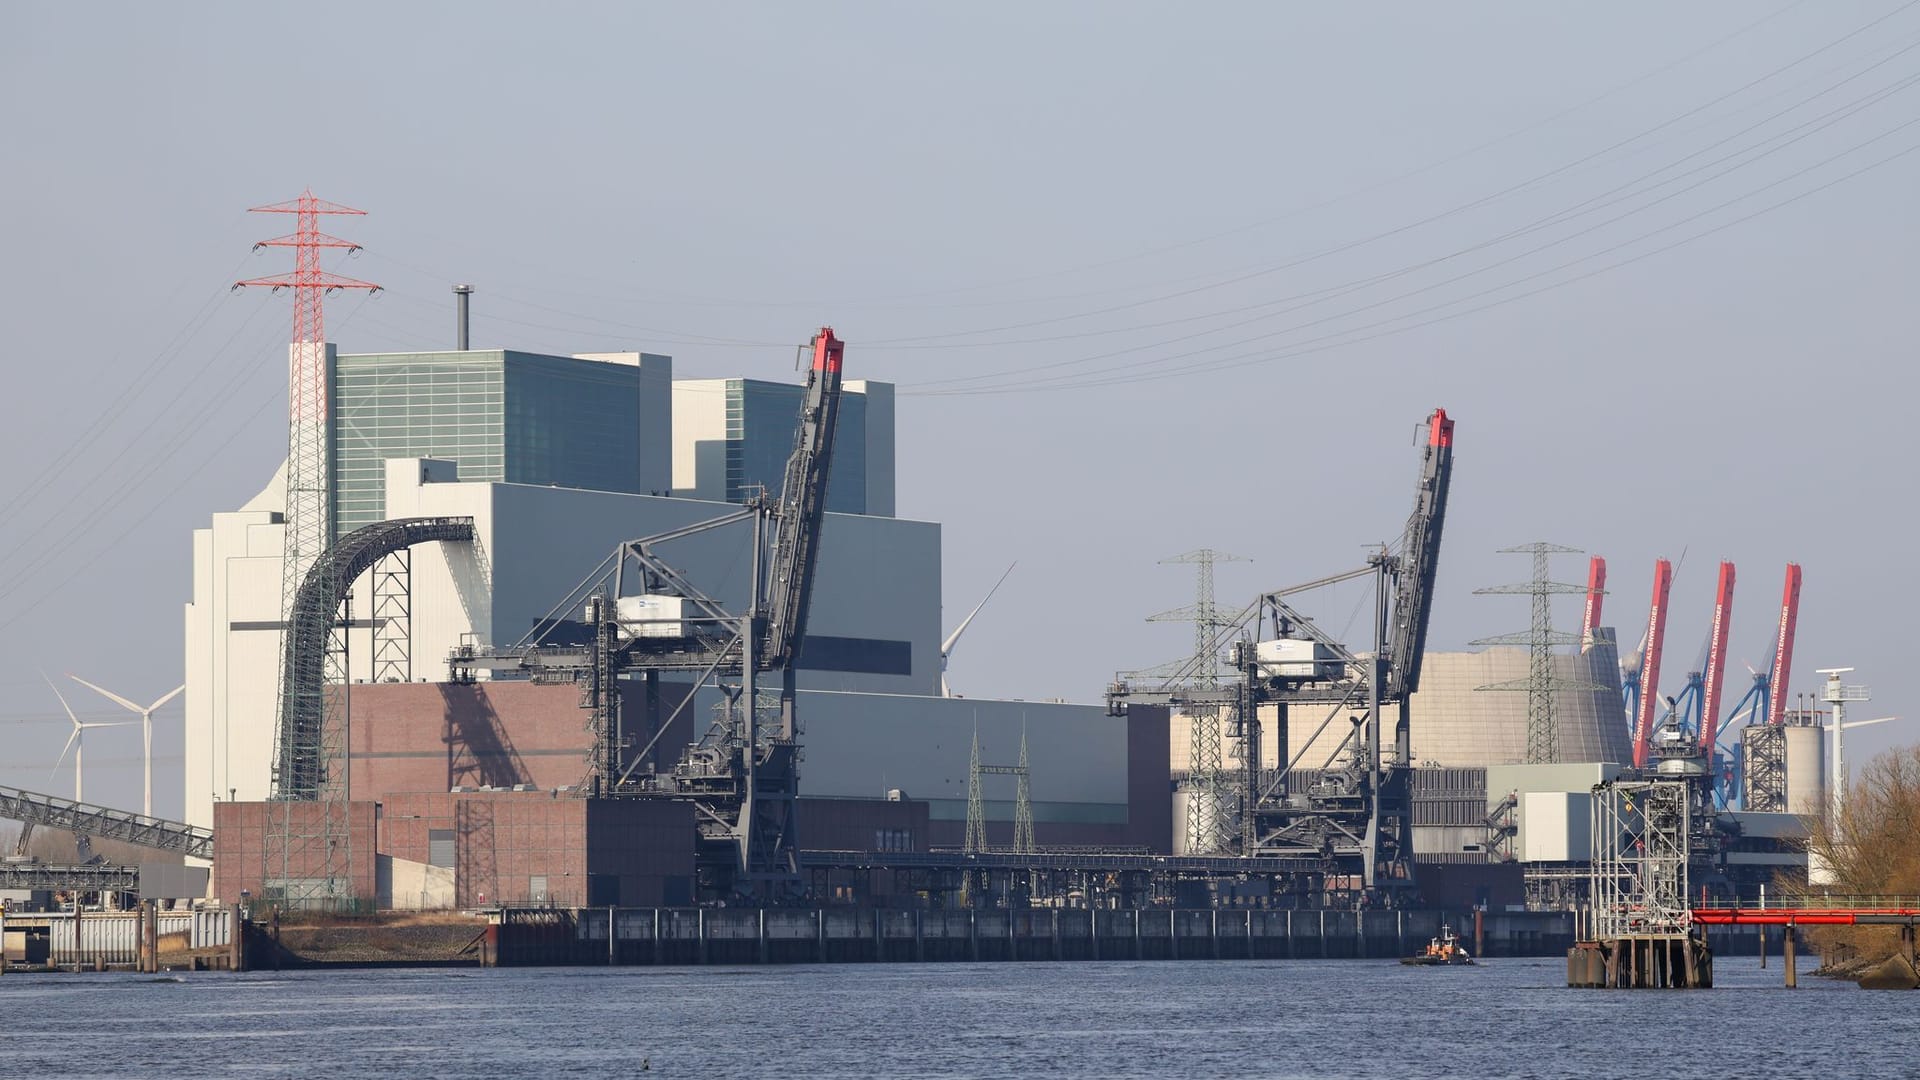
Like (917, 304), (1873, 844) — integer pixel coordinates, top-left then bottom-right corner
(1693, 901), (1920, 989)
(1569, 743), (1715, 988)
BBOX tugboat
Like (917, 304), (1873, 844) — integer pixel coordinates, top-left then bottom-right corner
(1401, 924), (1474, 966)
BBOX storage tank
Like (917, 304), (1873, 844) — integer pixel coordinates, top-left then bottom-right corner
(1740, 719), (1826, 814)
(1782, 722), (1827, 816)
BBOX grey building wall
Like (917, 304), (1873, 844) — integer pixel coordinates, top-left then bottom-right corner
(467, 482), (943, 696)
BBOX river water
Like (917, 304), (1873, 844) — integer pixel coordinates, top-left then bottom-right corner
(0, 956), (1897, 1078)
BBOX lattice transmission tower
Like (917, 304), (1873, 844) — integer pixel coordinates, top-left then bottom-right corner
(234, 191), (380, 907)
(1149, 549), (1246, 854)
(1473, 542), (1603, 765)
(964, 725), (1034, 853)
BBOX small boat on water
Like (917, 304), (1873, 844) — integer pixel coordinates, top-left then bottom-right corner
(1401, 924), (1474, 966)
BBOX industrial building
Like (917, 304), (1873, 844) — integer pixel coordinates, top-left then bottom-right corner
(0, 199), (1842, 926)
(172, 326), (1822, 913)
(186, 345), (924, 828)
(184, 316), (1175, 908)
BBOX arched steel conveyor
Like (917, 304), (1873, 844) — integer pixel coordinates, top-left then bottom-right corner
(276, 515), (475, 799)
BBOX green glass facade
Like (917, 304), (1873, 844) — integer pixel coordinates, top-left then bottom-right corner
(332, 350), (648, 536)
(723, 379), (869, 514)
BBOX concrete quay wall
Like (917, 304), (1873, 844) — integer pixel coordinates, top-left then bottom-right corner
(488, 907), (1577, 967)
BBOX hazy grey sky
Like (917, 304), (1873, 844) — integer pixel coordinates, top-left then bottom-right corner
(3, 2), (1914, 820)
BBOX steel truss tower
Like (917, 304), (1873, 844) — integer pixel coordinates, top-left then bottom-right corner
(1149, 549), (1246, 855)
(370, 551), (411, 684)
(235, 191), (380, 909)
(1741, 723), (1788, 812)
(1473, 543), (1601, 765)
(965, 726), (1034, 853)
(1591, 775), (1693, 938)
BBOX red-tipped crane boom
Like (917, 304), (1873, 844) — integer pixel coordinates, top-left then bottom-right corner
(1699, 561), (1736, 757)
(1765, 563), (1802, 724)
(1632, 558), (1675, 768)
(1581, 556), (1606, 651)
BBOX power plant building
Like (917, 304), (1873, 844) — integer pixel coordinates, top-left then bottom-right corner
(184, 343), (1168, 896)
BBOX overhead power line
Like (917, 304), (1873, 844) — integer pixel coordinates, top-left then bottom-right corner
(914, 123), (1920, 397)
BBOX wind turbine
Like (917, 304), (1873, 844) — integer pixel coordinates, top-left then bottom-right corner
(68, 675), (182, 818)
(44, 673), (132, 807)
(941, 562), (1016, 698)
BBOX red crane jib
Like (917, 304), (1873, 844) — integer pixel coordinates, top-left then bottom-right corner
(1699, 561), (1736, 756)
(1766, 564), (1802, 725)
(1582, 556), (1607, 642)
(1633, 558), (1675, 769)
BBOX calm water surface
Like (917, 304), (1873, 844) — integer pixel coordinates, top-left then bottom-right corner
(0, 956), (1900, 1078)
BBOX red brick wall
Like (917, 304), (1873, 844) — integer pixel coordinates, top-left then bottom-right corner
(346, 682), (593, 798)
(345, 681), (698, 801)
(215, 792), (694, 909)
(211, 800), (378, 903)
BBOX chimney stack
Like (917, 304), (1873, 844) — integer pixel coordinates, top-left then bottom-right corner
(453, 284), (473, 350)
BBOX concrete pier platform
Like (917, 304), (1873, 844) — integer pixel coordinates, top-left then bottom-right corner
(1567, 933), (1712, 988)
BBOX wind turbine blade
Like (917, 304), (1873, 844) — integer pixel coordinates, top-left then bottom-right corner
(942, 562), (1017, 656)
(41, 670), (80, 724)
(1840, 716), (1899, 731)
(68, 674), (142, 714)
(50, 727), (80, 782)
(147, 684), (186, 712)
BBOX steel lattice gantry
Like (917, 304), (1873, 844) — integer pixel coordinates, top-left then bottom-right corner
(1108, 408), (1455, 900)
(0, 785), (212, 860)
(0, 862), (141, 893)
(276, 515), (478, 797)
(270, 513), (476, 908)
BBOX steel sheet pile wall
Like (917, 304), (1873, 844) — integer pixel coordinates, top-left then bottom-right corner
(47, 912), (199, 966)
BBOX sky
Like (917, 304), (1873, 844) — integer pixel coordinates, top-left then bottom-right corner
(1, 2), (1916, 822)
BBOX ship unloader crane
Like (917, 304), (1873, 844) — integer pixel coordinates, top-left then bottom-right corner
(452, 328), (846, 899)
(1108, 408), (1454, 900)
